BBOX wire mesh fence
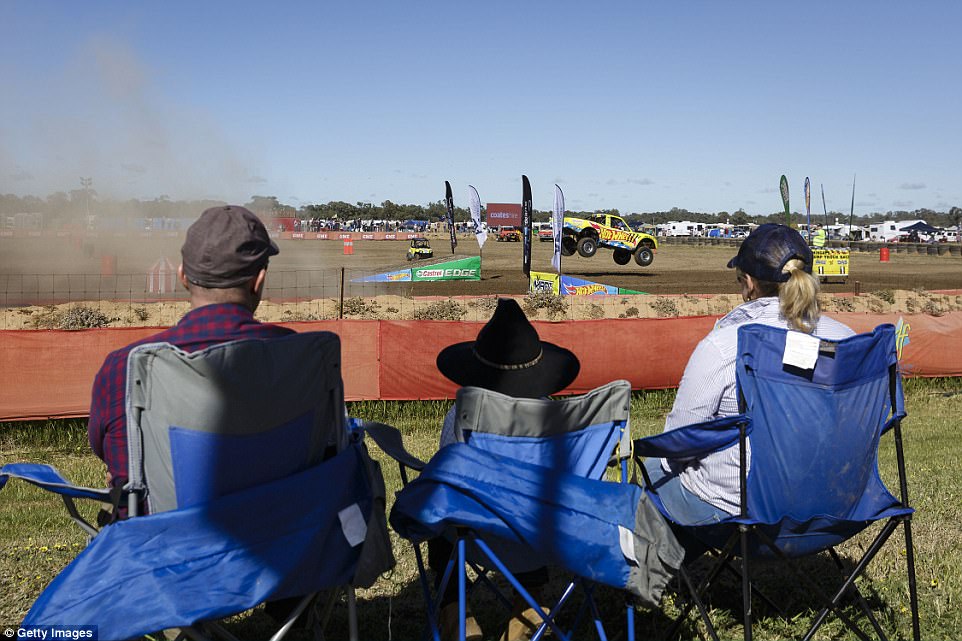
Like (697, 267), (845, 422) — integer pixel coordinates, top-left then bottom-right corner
(0, 268), (541, 328)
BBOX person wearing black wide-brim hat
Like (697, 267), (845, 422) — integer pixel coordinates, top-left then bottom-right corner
(432, 298), (580, 641)
(437, 297), (580, 400)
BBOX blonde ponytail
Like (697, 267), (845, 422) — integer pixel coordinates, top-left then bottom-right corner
(778, 258), (820, 333)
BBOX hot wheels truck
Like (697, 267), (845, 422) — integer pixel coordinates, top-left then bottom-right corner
(562, 213), (658, 267)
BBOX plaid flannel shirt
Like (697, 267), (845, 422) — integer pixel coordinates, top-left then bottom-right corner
(88, 303), (294, 494)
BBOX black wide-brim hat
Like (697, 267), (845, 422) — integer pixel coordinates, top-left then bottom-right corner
(437, 298), (580, 398)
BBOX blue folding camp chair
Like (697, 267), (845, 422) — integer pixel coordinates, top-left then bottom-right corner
(633, 323), (920, 641)
(365, 380), (684, 641)
(0, 332), (394, 641)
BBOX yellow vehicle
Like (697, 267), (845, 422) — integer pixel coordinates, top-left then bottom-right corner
(562, 213), (658, 267)
(406, 237), (433, 261)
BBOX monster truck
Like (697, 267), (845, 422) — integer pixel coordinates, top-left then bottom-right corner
(561, 213), (658, 266)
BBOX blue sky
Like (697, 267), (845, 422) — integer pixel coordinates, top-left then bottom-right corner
(2, 1), (960, 216)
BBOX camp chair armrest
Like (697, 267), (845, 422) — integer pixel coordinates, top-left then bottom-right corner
(0, 463), (116, 503)
(356, 419), (427, 472)
(633, 414), (751, 460)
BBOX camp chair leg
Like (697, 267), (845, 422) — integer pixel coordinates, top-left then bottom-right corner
(798, 520), (904, 641)
(471, 536), (571, 641)
(458, 538), (469, 641)
(666, 535), (739, 641)
(267, 593), (317, 641)
(60, 495), (99, 539)
(347, 587), (359, 641)
(580, 580), (608, 641)
(827, 548), (888, 640)
(740, 526), (753, 641)
(719, 555), (785, 618)
(674, 565), (720, 641)
(747, 524), (878, 641)
(903, 517), (921, 641)
(413, 542), (443, 641)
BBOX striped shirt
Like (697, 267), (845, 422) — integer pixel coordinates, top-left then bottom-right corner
(88, 303), (293, 495)
(660, 297), (854, 513)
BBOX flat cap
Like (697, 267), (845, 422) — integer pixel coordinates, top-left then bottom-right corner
(181, 205), (279, 288)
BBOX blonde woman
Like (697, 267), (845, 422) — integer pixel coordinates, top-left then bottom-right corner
(646, 224), (855, 525)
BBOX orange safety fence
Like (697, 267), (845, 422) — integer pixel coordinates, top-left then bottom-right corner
(1, 312), (960, 422)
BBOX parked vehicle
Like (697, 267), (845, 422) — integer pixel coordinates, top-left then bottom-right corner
(496, 226), (522, 242)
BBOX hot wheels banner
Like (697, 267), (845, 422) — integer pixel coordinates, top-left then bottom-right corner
(412, 256), (481, 281)
(529, 271), (644, 296)
(352, 269), (413, 283)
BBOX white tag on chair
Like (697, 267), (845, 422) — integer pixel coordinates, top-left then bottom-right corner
(618, 525), (639, 565)
(783, 331), (820, 370)
(338, 503), (367, 547)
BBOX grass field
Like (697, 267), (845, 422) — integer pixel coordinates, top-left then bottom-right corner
(2, 378), (961, 640)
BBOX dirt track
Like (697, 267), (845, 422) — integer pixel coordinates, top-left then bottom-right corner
(1, 234), (959, 327)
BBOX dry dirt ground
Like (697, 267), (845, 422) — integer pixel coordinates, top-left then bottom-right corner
(1, 234), (960, 328)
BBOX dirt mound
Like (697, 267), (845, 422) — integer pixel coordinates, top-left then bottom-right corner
(5, 289), (959, 330)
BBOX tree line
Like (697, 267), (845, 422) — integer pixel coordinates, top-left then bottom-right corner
(1, 191), (959, 228)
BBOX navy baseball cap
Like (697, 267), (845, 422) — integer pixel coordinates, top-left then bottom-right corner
(181, 206), (279, 288)
(727, 223), (812, 283)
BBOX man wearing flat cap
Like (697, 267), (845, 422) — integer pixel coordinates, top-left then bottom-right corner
(88, 206), (293, 514)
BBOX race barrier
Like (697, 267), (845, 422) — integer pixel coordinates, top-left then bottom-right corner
(1, 311), (960, 422)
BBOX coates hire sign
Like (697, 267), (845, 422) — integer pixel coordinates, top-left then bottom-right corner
(486, 203), (522, 227)
(412, 256), (481, 281)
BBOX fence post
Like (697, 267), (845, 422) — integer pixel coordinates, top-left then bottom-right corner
(339, 267), (345, 319)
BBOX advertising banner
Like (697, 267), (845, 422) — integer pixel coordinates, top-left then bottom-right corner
(411, 256), (481, 281)
(522, 175), (532, 277)
(352, 269), (413, 283)
(812, 248), (850, 280)
(468, 185), (488, 250)
(529, 272), (644, 296)
(486, 203), (522, 227)
(552, 185), (564, 273)
(530, 271), (561, 295)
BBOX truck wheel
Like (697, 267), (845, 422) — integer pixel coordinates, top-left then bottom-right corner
(634, 247), (654, 267)
(612, 249), (631, 265)
(577, 236), (598, 258)
(561, 237), (576, 256)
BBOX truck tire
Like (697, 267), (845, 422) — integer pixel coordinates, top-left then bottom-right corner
(612, 249), (631, 265)
(577, 236), (598, 258)
(561, 237), (576, 256)
(634, 247), (654, 267)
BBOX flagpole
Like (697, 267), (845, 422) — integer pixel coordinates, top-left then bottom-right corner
(848, 174), (856, 242)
